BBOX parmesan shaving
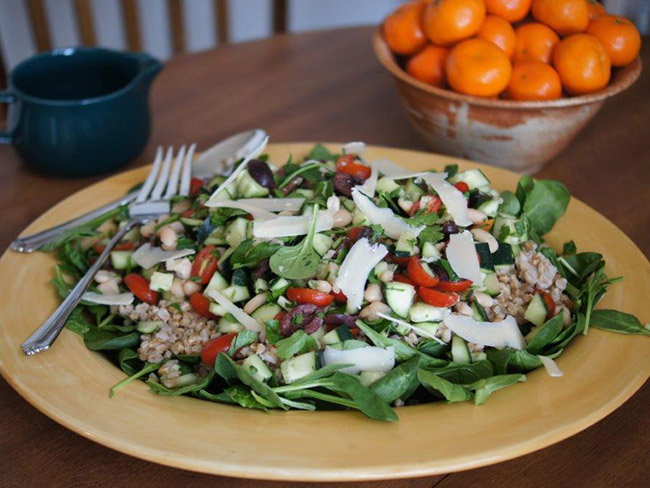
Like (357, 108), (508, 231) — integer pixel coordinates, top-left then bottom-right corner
(356, 166), (378, 197)
(131, 243), (195, 270)
(421, 173), (472, 227)
(444, 314), (526, 350)
(205, 288), (263, 332)
(342, 141), (365, 156)
(252, 209), (334, 238)
(352, 188), (424, 239)
(322, 345), (395, 374)
(446, 230), (483, 286)
(538, 355), (564, 377)
(82, 292), (134, 306)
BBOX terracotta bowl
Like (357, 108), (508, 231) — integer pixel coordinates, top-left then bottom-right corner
(373, 29), (642, 173)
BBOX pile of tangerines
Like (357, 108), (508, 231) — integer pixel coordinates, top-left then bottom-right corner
(383, 0), (641, 100)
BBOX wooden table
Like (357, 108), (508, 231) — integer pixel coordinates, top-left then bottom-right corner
(1, 27), (649, 487)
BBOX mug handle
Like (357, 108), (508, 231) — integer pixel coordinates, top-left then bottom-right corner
(0, 90), (16, 144)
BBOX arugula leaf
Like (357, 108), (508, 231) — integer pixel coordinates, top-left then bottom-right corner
(467, 374), (525, 405)
(330, 373), (398, 422)
(590, 309), (650, 337)
(269, 205), (321, 279)
(307, 144), (334, 161)
(526, 312), (564, 355)
(417, 369), (473, 403)
(230, 240), (281, 269)
(355, 320), (418, 361)
(313, 180), (334, 206)
(278, 163), (323, 189)
(265, 319), (282, 345)
(83, 328), (139, 351)
(370, 356), (422, 403)
(227, 330), (259, 356)
(498, 190), (521, 216)
(276, 330), (317, 360)
(59, 242), (89, 273)
(520, 179), (570, 236)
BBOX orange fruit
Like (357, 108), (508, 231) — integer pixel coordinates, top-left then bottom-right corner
(484, 0), (532, 23)
(446, 38), (512, 96)
(532, 0), (590, 35)
(505, 60), (563, 100)
(406, 44), (449, 87)
(383, 1), (427, 55)
(476, 15), (517, 59)
(553, 33), (611, 95)
(586, 0), (606, 20)
(513, 22), (560, 64)
(586, 14), (641, 66)
(423, 0), (486, 46)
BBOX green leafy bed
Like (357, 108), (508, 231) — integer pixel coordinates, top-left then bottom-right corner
(47, 144), (648, 421)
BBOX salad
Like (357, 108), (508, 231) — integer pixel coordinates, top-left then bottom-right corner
(46, 141), (648, 421)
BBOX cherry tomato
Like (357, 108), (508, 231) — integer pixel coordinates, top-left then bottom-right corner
(191, 245), (219, 285)
(93, 241), (135, 254)
(407, 256), (440, 287)
(393, 273), (416, 286)
(124, 273), (158, 304)
(182, 209), (195, 218)
(333, 291), (347, 304)
(200, 333), (237, 366)
(536, 289), (556, 320)
(347, 226), (368, 244)
(336, 154), (371, 180)
(286, 287), (335, 307)
(408, 195), (442, 217)
(190, 292), (216, 319)
(190, 177), (204, 197)
(435, 279), (473, 292)
(454, 181), (470, 193)
(386, 254), (411, 267)
(418, 287), (459, 307)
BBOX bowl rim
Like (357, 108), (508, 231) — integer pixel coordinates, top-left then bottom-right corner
(372, 28), (642, 109)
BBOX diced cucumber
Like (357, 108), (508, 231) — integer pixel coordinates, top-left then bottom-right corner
(203, 228), (227, 246)
(177, 373), (198, 387)
(329, 339), (369, 350)
(492, 214), (529, 245)
(269, 277), (290, 297)
(360, 371), (387, 387)
(492, 242), (514, 269)
(478, 199), (500, 218)
(352, 207), (368, 226)
(205, 271), (229, 294)
(250, 302), (281, 324)
(475, 243), (495, 273)
(231, 268), (250, 287)
(449, 169), (490, 190)
(149, 271), (174, 292)
(408, 302), (447, 323)
(141, 264), (159, 280)
(276, 295), (292, 310)
(394, 231), (418, 257)
(294, 188), (314, 199)
(422, 241), (441, 261)
(322, 325), (354, 345)
(482, 273), (501, 297)
(207, 174), (227, 188)
(221, 285), (250, 303)
(471, 352), (487, 362)
(242, 354), (272, 382)
(224, 217), (251, 248)
(391, 321), (411, 336)
(313, 233), (334, 257)
(310, 326), (325, 344)
(451, 335), (472, 364)
(376, 177), (400, 194)
(412, 321), (440, 337)
(384, 281), (416, 318)
(111, 251), (134, 270)
(524, 293), (548, 327)
(404, 179), (425, 201)
(210, 183), (235, 202)
(236, 170), (269, 198)
(254, 278), (269, 294)
(471, 301), (489, 321)
(280, 351), (317, 383)
(136, 320), (162, 334)
(180, 217), (204, 227)
(208, 302), (229, 317)
(218, 316), (245, 333)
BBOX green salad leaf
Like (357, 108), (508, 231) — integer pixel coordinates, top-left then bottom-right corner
(270, 205), (321, 279)
(590, 309), (650, 337)
(276, 330), (317, 360)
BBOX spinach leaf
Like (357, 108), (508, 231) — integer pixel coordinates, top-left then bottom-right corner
(117, 348), (144, 376)
(467, 374), (526, 405)
(282, 389), (356, 409)
(228, 330), (259, 356)
(370, 356), (422, 403)
(84, 329), (139, 351)
(51, 265), (74, 298)
(110, 361), (161, 397)
(444, 164), (459, 178)
(275, 364), (347, 390)
(223, 355), (287, 410)
(64, 307), (91, 335)
(561, 252), (604, 283)
(214, 353), (238, 384)
(355, 320), (418, 361)
(307, 144), (334, 161)
(426, 360), (494, 384)
(147, 370), (216, 396)
(230, 240), (281, 269)
(498, 190), (521, 216)
(486, 347), (515, 375)
(521, 180), (570, 236)
(176, 354), (201, 364)
(526, 312), (564, 355)
(331, 373), (398, 422)
(417, 369), (473, 403)
(269, 205), (321, 279)
(515, 175), (534, 207)
(197, 390), (236, 404)
(545, 313), (586, 355)
(278, 397), (316, 410)
(590, 309), (650, 337)
(265, 319), (282, 345)
(276, 330), (317, 360)
(508, 350), (543, 371)
(562, 240), (577, 255)
(416, 339), (449, 359)
(224, 385), (269, 410)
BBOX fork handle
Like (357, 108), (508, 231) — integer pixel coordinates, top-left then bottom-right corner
(22, 219), (145, 355)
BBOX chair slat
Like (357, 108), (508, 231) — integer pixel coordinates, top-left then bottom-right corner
(215, 0), (229, 44)
(168, 0), (185, 54)
(120, 0), (141, 51)
(273, 0), (287, 34)
(74, 0), (96, 46)
(26, 0), (52, 52)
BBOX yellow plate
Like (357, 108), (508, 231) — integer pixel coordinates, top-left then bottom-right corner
(1, 144), (649, 481)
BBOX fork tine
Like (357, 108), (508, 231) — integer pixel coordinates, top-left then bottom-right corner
(150, 146), (174, 200)
(136, 147), (163, 202)
(164, 145), (186, 199)
(179, 143), (196, 197)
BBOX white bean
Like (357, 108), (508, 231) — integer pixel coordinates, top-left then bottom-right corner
(467, 208), (487, 224)
(397, 197), (414, 214)
(95, 270), (119, 284)
(455, 301), (474, 316)
(471, 228), (499, 253)
(473, 291), (494, 308)
(183, 280), (201, 296)
(243, 293), (268, 315)
(364, 283), (383, 303)
(97, 280), (120, 296)
(160, 226), (178, 251)
(169, 221), (185, 233)
(379, 270), (394, 282)
(315, 280), (332, 294)
(332, 208), (352, 228)
(374, 261), (388, 276)
(359, 301), (391, 322)
(171, 278), (185, 298)
(140, 220), (156, 238)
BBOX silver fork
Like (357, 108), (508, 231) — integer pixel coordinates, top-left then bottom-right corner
(22, 144), (196, 356)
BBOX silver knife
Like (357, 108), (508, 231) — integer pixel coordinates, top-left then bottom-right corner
(10, 129), (268, 253)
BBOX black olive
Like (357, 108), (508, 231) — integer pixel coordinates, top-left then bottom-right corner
(248, 159), (276, 189)
(333, 171), (356, 197)
(430, 263), (449, 282)
(442, 221), (460, 239)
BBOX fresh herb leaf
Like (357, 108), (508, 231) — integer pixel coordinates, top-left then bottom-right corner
(265, 319), (282, 345)
(228, 330), (259, 356)
(270, 205), (321, 279)
(562, 240), (577, 255)
(230, 240), (281, 269)
(417, 225), (443, 248)
(276, 330), (317, 360)
(444, 164), (459, 178)
(590, 309), (650, 337)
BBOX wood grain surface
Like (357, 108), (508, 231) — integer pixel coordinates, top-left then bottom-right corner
(0, 27), (648, 487)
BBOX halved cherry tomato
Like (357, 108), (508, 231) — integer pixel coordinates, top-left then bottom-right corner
(407, 256), (440, 287)
(93, 241), (135, 254)
(435, 279), (473, 292)
(182, 209), (196, 218)
(286, 288), (335, 307)
(393, 273), (416, 286)
(200, 333), (237, 366)
(336, 154), (371, 180)
(408, 195), (442, 217)
(347, 226), (368, 244)
(418, 287), (459, 307)
(190, 177), (204, 197)
(536, 289), (556, 320)
(124, 273), (158, 304)
(386, 254), (411, 267)
(190, 292), (216, 319)
(333, 291), (347, 304)
(191, 245), (219, 285)
(454, 181), (470, 193)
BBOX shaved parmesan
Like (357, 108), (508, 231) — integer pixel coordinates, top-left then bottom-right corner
(334, 238), (388, 311)
(356, 166), (378, 197)
(370, 159), (429, 180)
(132, 243), (195, 270)
(352, 188), (424, 239)
(205, 288), (263, 332)
(444, 314), (526, 350)
(446, 230), (483, 286)
(234, 198), (305, 212)
(323, 345), (395, 374)
(82, 292), (134, 306)
(342, 141), (365, 156)
(209, 200), (276, 221)
(205, 135), (269, 206)
(375, 312), (445, 344)
(538, 355), (564, 377)
(421, 173), (471, 227)
(252, 209), (334, 238)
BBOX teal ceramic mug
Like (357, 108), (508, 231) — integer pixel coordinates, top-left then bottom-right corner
(0, 47), (162, 176)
